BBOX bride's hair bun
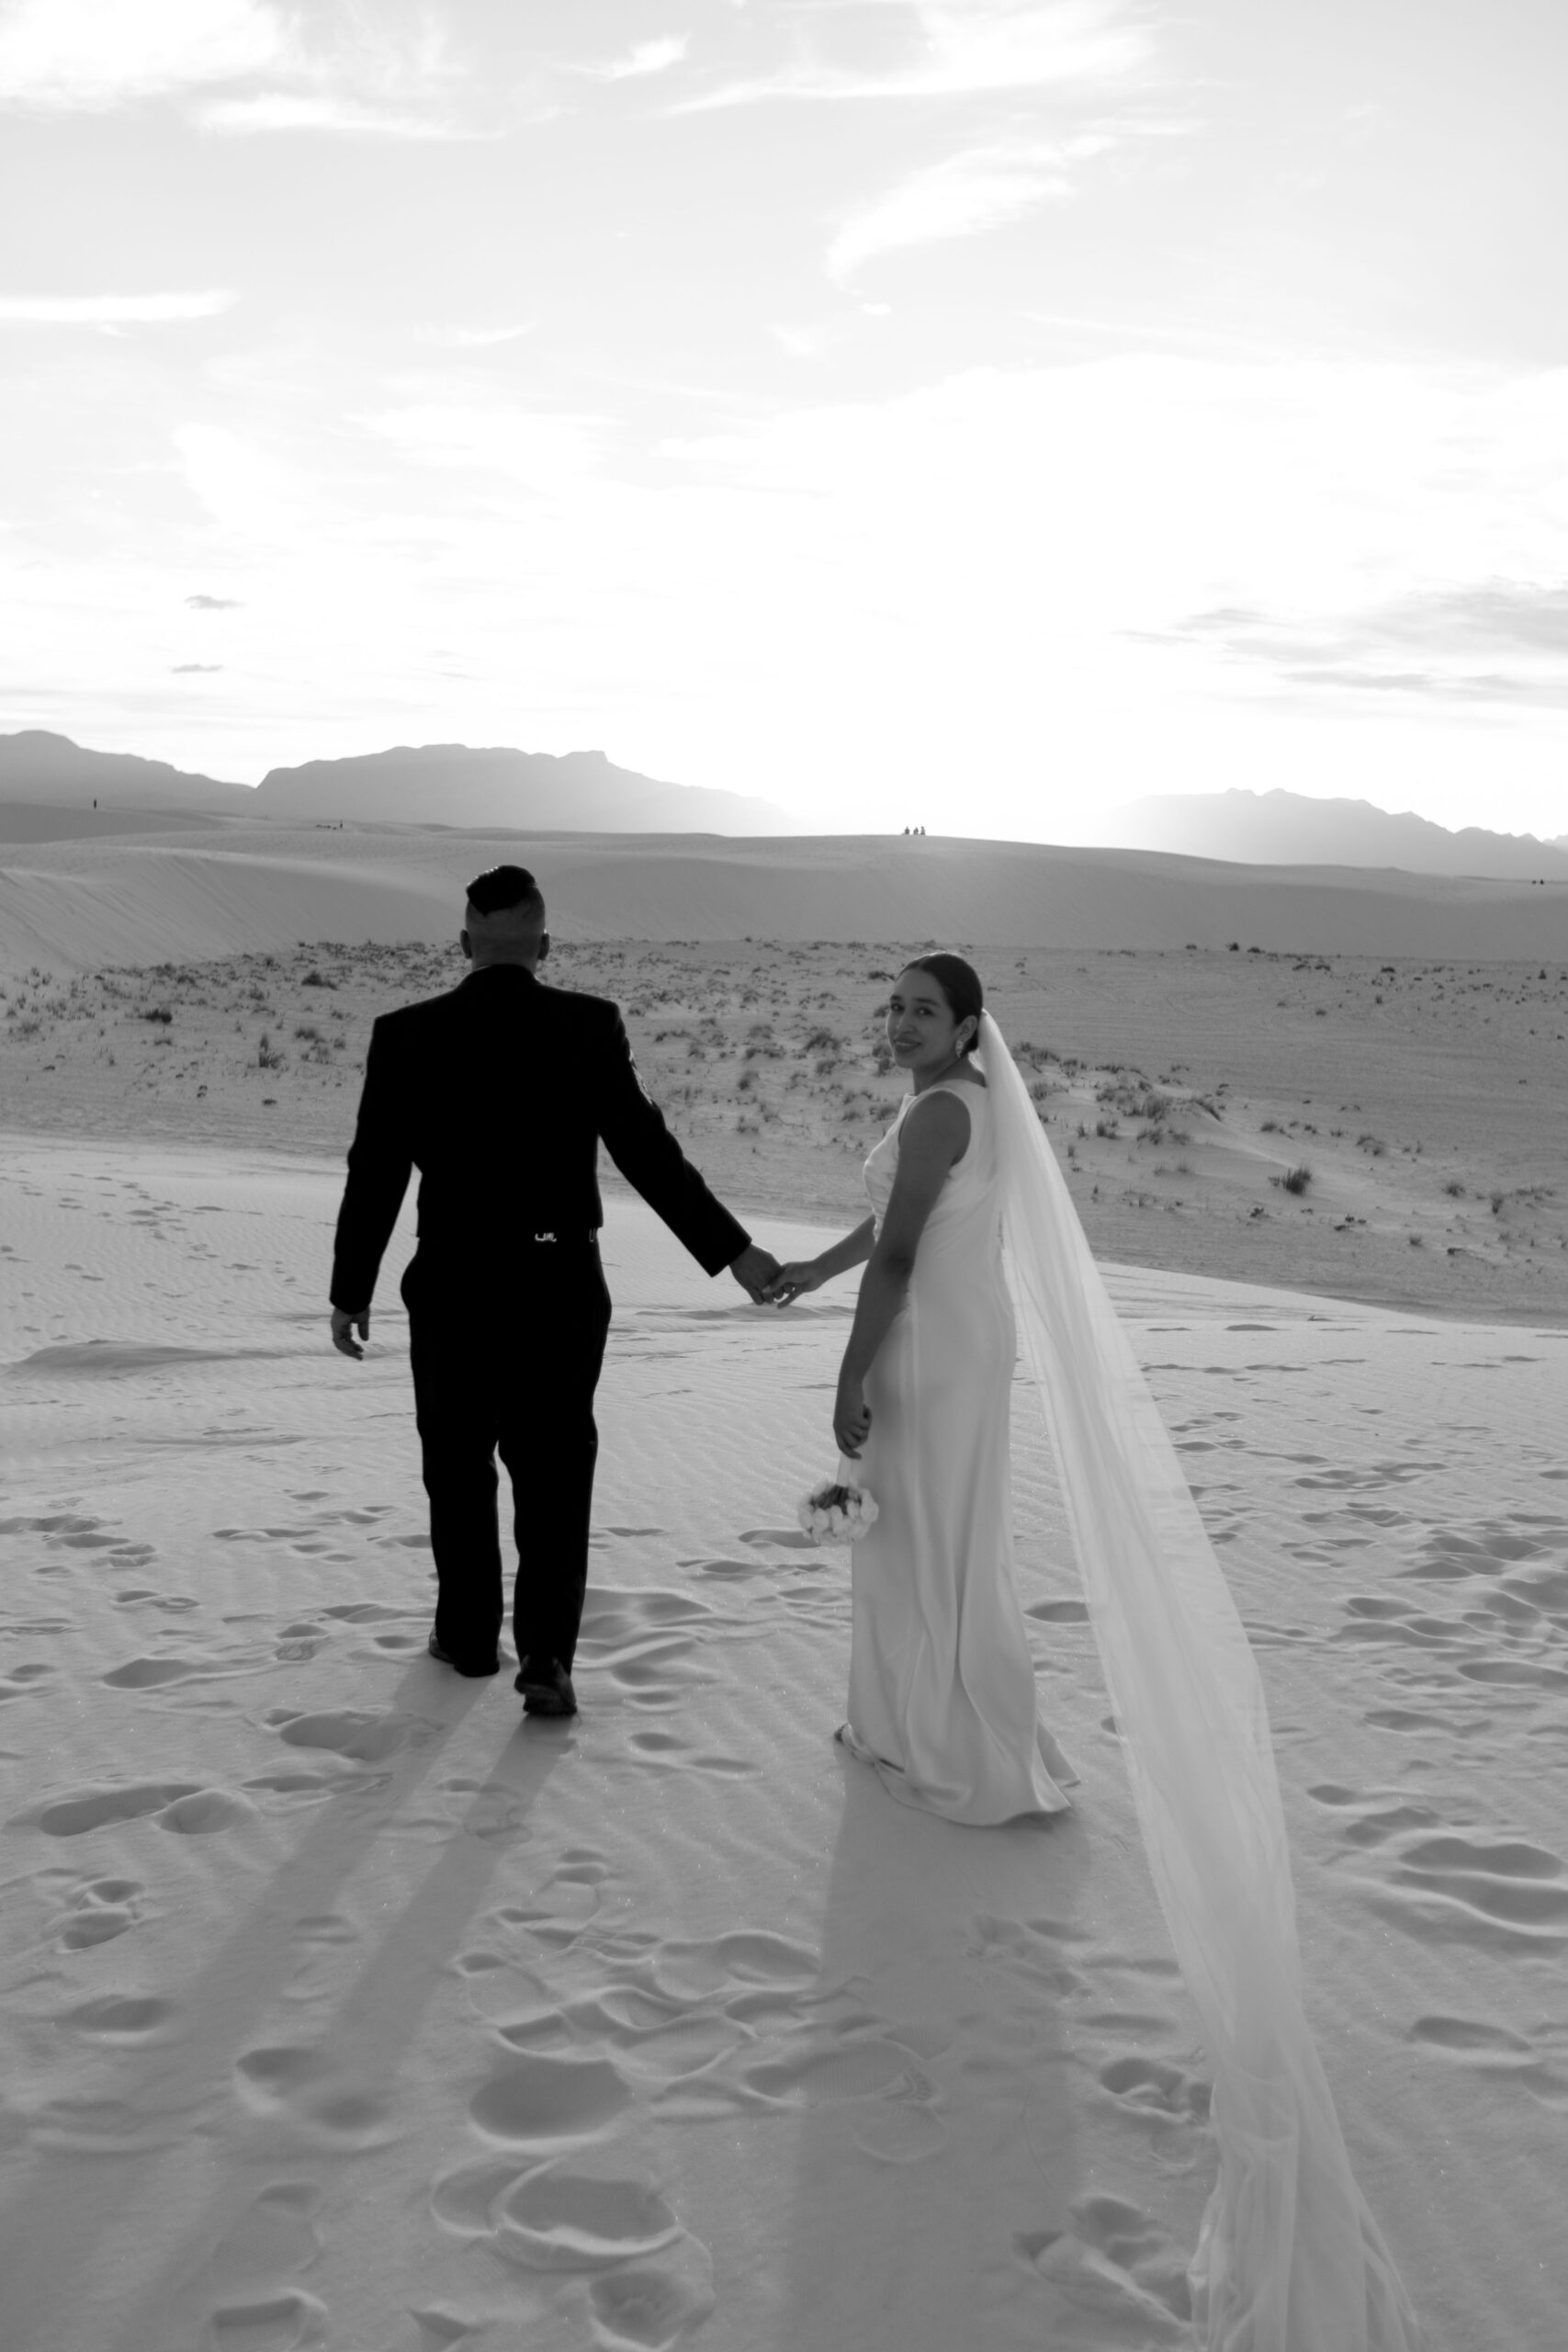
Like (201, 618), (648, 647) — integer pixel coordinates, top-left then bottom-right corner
(900, 952), (984, 1054)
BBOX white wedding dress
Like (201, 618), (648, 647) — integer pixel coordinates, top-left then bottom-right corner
(835, 1021), (1421, 2348)
(842, 1076), (1075, 1823)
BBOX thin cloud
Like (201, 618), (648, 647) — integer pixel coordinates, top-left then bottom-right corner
(197, 92), (474, 139)
(185, 594), (243, 609)
(425, 323), (535, 350)
(684, 0), (1148, 108)
(828, 140), (1083, 280)
(599, 34), (690, 82)
(1160, 581), (1568, 711)
(170, 662), (223, 673)
(0, 0), (288, 110)
(0, 0), (474, 139)
(0, 289), (235, 324)
(1374, 582), (1568, 656)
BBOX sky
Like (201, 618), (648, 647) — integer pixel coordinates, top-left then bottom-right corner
(3, 0), (1567, 840)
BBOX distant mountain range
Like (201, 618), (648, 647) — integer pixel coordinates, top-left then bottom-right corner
(0, 731), (802, 834)
(251, 743), (804, 832)
(0, 729), (255, 812)
(3, 733), (1563, 873)
(1100, 787), (1568, 880)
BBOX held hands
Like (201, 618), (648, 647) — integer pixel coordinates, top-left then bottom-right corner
(331, 1306), (370, 1360)
(728, 1244), (782, 1304)
(834, 1375), (871, 1460)
(763, 1260), (826, 1307)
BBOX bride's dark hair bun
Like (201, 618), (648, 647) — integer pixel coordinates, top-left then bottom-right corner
(901, 952), (984, 1055)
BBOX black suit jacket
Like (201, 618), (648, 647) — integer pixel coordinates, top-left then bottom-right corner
(331, 965), (750, 1310)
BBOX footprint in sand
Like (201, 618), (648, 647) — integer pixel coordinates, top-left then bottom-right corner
(28, 1781), (201, 1835)
(435, 2163), (682, 2270)
(203, 2180), (322, 2290)
(270, 1710), (419, 1763)
(1018, 2191), (1190, 2341)
(1411, 2013), (1535, 2057)
(741, 2035), (934, 2109)
(162, 1790), (257, 1834)
(649, 1930), (818, 2002)
(27, 1774), (254, 1837)
(1391, 1833), (1568, 1931)
(203, 2285), (328, 2350)
(431, 2160), (714, 2346)
(58, 1991), (171, 2038)
(233, 2048), (396, 2148)
(586, 2256), (715, 2350)
(0, 1660), (54, 1699)
(468, 2051), (632, 2147)
(1096, 2052), (1211, 2127)
(101, 1654), (229, 1688)
(54, 1877), (144, 1949)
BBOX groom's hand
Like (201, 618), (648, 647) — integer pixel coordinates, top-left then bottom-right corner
(332, 1306), (370, 1360)
(728, 1245), (780, 1304)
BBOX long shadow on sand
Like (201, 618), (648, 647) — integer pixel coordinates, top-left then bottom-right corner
(775, 1753), (1092, 2352)
(0, 1660), (570, 2352)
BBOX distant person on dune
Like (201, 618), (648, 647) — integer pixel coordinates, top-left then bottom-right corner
(328, 864), (778, 1718)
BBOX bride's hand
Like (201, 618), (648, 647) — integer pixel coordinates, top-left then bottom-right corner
(834, 1377), (871, 1460)
(765, 1260), (824, 1306)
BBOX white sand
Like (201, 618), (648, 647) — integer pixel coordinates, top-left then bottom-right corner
(4, 1132), (1566, 2349)
(6, 821), (1568, 975)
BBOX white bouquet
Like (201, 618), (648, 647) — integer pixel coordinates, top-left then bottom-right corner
(797, 1471), (879, 1546)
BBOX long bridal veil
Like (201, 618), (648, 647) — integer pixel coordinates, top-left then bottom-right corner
(976, 1012), (1420, 2352)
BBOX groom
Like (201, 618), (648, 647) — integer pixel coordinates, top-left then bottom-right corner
(329, 865), (778, 1715)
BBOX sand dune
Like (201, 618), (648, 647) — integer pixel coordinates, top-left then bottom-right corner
(6, 822), (1568, 976)
(2, 1136), (1565, 2349)
(6, 934), (1564, 1323)
(4, 834), (1567, 2346)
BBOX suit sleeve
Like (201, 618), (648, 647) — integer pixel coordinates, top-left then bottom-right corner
(330, 1018), (414, 1309)
(596, 1009), (751, 1275)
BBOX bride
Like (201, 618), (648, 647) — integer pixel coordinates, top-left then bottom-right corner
(769, 955), (1072, 1821)
(768, 953), (1422, 2352)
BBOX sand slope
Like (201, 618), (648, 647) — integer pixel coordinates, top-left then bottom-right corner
(3, 1136), (1566, 2349)
(6, 936), (1565, 1323)
(6, 824), (1568, 976)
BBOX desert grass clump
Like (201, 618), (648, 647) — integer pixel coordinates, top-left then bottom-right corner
(1271, 1165), (1313, 1195)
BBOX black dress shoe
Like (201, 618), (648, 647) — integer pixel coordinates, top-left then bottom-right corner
(427, 1630), (501, 1677)
(514, 1656), (578, 1716)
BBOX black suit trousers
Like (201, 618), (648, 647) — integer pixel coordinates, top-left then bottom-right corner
(402, 1244), (612, 1672)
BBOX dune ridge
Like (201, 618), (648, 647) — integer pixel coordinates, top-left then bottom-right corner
(5, 823), (1568, 978)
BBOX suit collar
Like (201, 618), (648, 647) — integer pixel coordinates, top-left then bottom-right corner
(461, 963), (541, 989)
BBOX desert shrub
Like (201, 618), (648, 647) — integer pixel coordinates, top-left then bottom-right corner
(1274, 1165), (1313, 1195)
(257, 1034), (285, 1070)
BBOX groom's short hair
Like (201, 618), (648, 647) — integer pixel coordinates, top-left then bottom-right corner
(466, 864), (544, 922)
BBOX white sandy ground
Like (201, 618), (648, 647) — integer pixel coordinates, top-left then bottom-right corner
(3, 1141), (1568, 2348)
(6, 821), (1568, 973)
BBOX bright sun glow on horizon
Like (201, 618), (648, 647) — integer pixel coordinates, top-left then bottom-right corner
(3, 0), (1567, 839)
